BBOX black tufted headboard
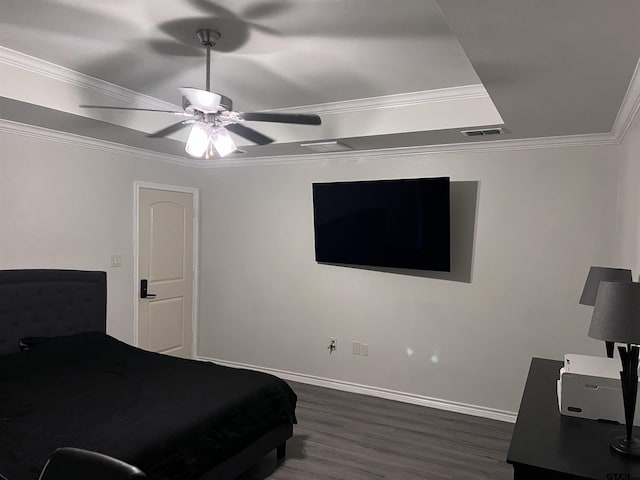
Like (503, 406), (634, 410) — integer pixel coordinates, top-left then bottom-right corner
(0, 269), (106, 355)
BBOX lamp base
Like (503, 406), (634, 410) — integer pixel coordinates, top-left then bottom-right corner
(611, 436), (640, 456)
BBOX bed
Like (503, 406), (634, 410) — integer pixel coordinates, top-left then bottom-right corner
(0, 269), (296, 480)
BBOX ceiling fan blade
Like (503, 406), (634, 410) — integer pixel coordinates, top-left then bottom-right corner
(240, 112), (321, 125)
(226, 123), (274, 145)
(147, 120), (195, 138)
(79, 105), (187, 115)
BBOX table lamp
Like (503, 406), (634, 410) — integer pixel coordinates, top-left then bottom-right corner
(588, 281), (640, 456)
(580, 266), (633, 358)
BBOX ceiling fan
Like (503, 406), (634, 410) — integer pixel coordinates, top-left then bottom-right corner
(80, 29), (322, 159)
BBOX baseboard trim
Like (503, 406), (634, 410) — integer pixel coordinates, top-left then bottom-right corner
(196, 355), (517, 424)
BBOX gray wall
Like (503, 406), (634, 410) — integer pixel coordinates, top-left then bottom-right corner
(196, 142), (625, 413)
(0, 131), (198, 343)
(1, 120), (637, 414)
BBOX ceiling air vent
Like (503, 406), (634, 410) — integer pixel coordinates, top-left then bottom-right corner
(300, 141), (353, 153)
(461, 127), (504, 137)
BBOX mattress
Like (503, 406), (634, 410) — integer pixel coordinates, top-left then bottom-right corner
(0, 332), (297, 480)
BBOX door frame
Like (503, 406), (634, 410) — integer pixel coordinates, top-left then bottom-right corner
(133, 181), (200, 358)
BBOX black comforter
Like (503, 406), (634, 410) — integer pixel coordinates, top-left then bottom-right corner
(0, 332), (297, 480)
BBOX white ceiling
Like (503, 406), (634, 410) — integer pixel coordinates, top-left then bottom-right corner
(1, 0), (640, 160)
(1, 0), (482, 105)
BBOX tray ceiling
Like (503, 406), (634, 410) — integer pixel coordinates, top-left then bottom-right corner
(1, 0), (639, 160)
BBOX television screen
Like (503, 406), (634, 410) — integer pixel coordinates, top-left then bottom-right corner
(312, 177), (450, 271)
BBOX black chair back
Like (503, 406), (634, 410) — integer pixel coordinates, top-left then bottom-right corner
(38, 447), (145, 480)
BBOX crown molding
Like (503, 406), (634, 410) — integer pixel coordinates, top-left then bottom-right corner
(0, 46), (180, 111)
(0, 118), (621, 170)
(217, 132), (619, 168)
(0, 117), (620, 168)
(0, 119), (199, 167)
(612, 57), (640, 142)
(265, 85), (488, 115)
(1, 46), (486, 117)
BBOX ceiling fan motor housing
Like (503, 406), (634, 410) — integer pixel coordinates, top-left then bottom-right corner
(196, 29), (221, 47)
(180, 88), (233, 114)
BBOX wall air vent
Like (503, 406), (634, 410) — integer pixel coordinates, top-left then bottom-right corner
(461, 127), (504, 137)
(300, 141), (353, 153)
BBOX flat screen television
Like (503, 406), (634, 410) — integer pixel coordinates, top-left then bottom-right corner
(312, 177), (450, 271)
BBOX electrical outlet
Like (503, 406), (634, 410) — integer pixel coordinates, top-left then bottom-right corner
(327, 337), (337, 354)
(352, 341), (361, 355)
(361, 343), (369, 356)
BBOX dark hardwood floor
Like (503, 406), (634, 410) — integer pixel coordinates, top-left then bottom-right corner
(240, 381), (514, 480)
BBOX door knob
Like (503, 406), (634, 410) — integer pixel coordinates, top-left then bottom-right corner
(140, 279), (157, 299)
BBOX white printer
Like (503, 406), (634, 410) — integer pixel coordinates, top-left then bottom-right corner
(557, 354), (640, 425)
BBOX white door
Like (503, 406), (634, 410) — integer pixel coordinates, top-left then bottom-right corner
(138, 187), (194, 358)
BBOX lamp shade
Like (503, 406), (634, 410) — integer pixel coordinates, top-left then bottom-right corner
(579, 266), (633, 306)
(588, 282), (640, 344)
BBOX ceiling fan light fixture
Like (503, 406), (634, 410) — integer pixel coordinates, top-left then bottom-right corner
(80, 29), (320, 155)
(210, 127), (236, 158)
(185, 123), (211, 157)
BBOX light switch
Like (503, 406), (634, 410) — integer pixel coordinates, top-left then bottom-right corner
(111, 255), (122, 267)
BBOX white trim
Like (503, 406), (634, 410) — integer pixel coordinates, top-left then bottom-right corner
(0, 46), (180, 111)
(612, 57), (640, 142)
(0, 46), (484, 115)
(212, 131), (619, 168)
(0, 119), (197, 167)
(265, 85), (489, 115)
(197, 356), (517, 424)
(133, 182), (200, 358)
(0, 118), (621, 170)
